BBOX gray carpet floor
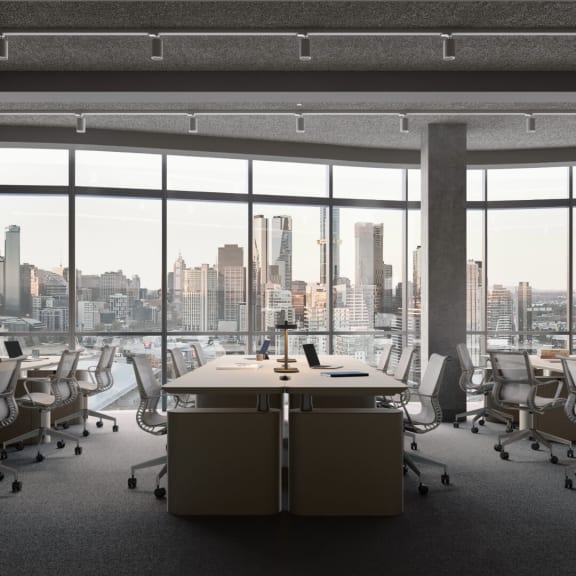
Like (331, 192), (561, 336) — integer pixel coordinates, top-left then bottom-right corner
(1, 411), (575, 576)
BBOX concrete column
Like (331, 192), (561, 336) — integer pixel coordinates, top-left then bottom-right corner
(421, 124), (467, 421)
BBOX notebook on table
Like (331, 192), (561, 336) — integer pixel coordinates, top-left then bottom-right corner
(302, 343), (343, 370)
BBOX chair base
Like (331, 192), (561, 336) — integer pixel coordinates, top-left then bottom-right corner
(0, 461), (21, 491)
(55, 400), (118, 435)
(129, 454), (167, 494)
(455, 404), (512, 431)
(404, 451), (450, 494)
(3, 425), (82, 460)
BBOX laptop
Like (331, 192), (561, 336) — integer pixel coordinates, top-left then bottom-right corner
(4, 341), (47, 362)
(302, 343), (342, 369)
(244, 338), (271, 360)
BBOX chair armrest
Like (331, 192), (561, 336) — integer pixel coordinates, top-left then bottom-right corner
(18, 377), (50, 405)
(529, 378), (565, 411)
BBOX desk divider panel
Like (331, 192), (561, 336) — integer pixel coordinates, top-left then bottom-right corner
(289, 408), (403, 516)
(167, 408), (282, 515)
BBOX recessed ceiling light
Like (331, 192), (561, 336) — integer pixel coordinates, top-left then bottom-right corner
(442, 34), (455, 61)
(75, 114), (86, 134)
(150, 33), (163, 61)
(296, 113), (305, 133)
(299, 34), (311, 61)
(188, 114), (198, 134)
(399, 114), (409, 134)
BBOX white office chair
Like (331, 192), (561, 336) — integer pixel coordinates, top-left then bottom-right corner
(191, 342), (207, 368)
(377, 341), (394, 373)
(2, 350), (83, 462)
(490, 350), (572, 464)
(403, 353), (450, 495)
(127, 354), (167, 499)
(55, 345), (119, 436)
(0, 360), (23, 492)
(559, 357), (576, 489)
(169, 347), (195, 408)
(454, 343), (513, 433)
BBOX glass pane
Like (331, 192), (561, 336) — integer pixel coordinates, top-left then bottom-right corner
(253, 204), (326, 334)
(334, 208), (403, 356)
(167, 200), (247, 333)
(406, 209), (421, 382)
(333, 166), (403, 200)
(0, 148), (69, 186)
(76, 197), (162, 332)
(76, 150), (162, 190)
(467, 210), (485, 332)
(167, 155), (248, 194)
(253, 161), (328, 197)
(467, 170), (484, 201)
(407, 169), (420, 201)
(0, 195), (68, 331)
(487, 208), (568, 352)
(487, 167), (568, 201)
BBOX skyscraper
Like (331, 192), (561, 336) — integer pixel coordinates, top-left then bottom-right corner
(517, 281), (533, 344)
(270, 215), (292, 290)
(466, 260), (483, 332)
(412, 245), (421, 309)
(253, 215), (268, 331)
(318, 207), (341, 284)
(218, 244), (245, 326)
(183, 264), (218, 331)
(487, 284), (514, 342)
(173, 252), (186, 302)
(4, 225), (21, 314)
(354, 222), (384, 315)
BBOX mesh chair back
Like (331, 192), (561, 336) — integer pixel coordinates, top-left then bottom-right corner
(405, 353), (447, 432)
(393, 346), (414, 382)
(93, 345), (115, 391)
(456, 343), (474, 372)
(192, 343), (206, 367)
(560, 357), (576, 424)
(489, 351), (533, 406)
(378, 342), (393, 373)
(456, 343), (481, 393)
(51, 350), (80, 408)
(132, 354), (166, 435)
(0, 360), (21, 428)
(170, 348), (189, 378)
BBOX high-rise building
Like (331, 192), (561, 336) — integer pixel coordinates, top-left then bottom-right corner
(183, 264), (218, 331)
(517, 281), (533, 343)
(318, 207), (341, 284)
(218, 244), (245, 326)
(173, 252), (186, 302)
(4, 225), (21, 314)
(253, 215), (269, 331)
(466, 260), (484, 332)
(99, 270), (128, 301)
(291, 280), (307, 326)
(487, 284), (514, 340)
(412, 245), (421, 309)
(354, 222), (384, 315)
(383, 263), (394, 312)
(270, 215), (292, 290)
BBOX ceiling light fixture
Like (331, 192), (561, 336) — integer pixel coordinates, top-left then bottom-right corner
(75, 114), (86, 134)
(0, 34), (8, 60)
(150, 33), (163, 61)
(442, 33), (455, 61)
(299, 33), (311, 61)
(399, 114), (409, 133)
(188, 113), (198, 134)
(526, 113), (536, 133)
(296, 113), (305, 133)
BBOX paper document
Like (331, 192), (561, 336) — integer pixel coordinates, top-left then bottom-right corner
(216, 363), (263, 370)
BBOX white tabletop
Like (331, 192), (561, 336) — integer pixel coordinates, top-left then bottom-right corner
(163, 354), (407, 396)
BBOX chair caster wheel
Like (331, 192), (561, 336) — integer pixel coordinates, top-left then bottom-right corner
(550, 455), (559, 464)
(12, 480), (22, 493)
(568, 448), (574, 458)
(112, 425), (119, 432)
(441, 473), (450, 485)
(410, 441), (418, 451)
(505, 424), (514, 433)
(478, 419), (485, 426)
(500, 451), (509, 460)
(154, 486), (167, 499)
(128, 477), (137, 490)
(418, 483), (429, 495)
(57, 440), (65, 449)
(0, 449), (7, 460)
(96, 420), (104, 428)
(531, 442), (540, 451)
(403, 465), (408, 475)
(82, 430), (90, 437)
(565, 478), (574, 490)
(74, 446), (82, 456)
(494, 443), (503, 452)
(35, 453), (45, 463)
(471, 426), (479, 434)
(453, 421), (460, 428)
(61, 422), (70, 429)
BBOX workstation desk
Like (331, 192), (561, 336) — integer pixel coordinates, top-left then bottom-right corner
(163, 355), (407, 517)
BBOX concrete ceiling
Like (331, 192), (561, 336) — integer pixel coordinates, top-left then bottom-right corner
(3, 1), (576, 152)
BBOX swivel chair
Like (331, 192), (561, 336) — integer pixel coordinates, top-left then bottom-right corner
(490, 350), (572, 464)
(403, 353), (450, 495)
(2, 350), (83, 462)
(127, 354), (167, 499)
(377, 341), (394, 373)
(559, 357), (576, 488)
(169, 347), (195, 408)
(454, 343), (513, 433)
(191, 342), (207, 368)
(0, 360), (23, 492)
(55, 345), (119, 436)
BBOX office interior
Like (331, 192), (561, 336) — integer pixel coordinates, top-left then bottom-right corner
(1, 1), (576, 575)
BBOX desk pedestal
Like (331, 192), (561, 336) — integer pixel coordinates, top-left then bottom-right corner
(289, 408), (403, 516)
(167, 408), (282, 515)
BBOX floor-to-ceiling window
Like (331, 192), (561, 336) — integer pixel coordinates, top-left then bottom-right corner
(0, 146), (420, 409)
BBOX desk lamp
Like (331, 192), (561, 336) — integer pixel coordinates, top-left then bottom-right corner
(274, 320), (298, 376)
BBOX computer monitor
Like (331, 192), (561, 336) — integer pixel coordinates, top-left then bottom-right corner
(4, 341), (24, 358)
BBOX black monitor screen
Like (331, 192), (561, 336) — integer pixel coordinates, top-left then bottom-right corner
(5, 341), (23, 358)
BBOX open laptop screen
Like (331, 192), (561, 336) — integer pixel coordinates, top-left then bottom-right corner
(4, 341), (24, 358)
(258, 338), (271, 356)
(302, 343), (321, 367)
